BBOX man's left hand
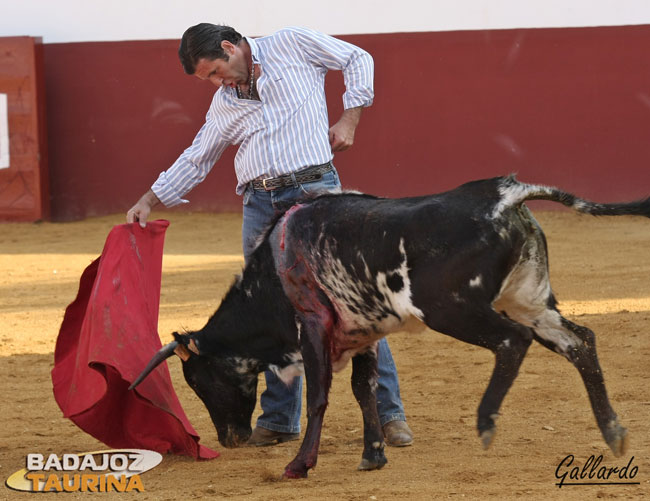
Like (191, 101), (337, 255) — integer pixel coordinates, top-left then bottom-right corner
(329, 107), (363, 152)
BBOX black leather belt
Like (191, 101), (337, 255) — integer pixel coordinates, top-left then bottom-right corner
(251, 162), (333, 191)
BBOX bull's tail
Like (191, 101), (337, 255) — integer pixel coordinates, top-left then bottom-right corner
(496, 175), (650, 218)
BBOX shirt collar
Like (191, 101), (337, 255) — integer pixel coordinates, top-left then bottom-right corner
(246, 36), (260, 65)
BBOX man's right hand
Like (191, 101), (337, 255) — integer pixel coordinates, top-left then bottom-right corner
(126, 189), (160, 228)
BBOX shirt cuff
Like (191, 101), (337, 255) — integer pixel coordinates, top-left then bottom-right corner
(151, 173), (189, 207)
(343, 94), (374, 110)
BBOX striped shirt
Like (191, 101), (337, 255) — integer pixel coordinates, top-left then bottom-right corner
(151, 26), (374, 206)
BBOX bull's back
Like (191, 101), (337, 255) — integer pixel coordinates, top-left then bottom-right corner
(271, 178), (511, 327)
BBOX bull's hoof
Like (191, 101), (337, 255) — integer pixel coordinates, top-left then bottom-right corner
(478, 413), (499, 450)
(357, 441), (387, 471)
(357, 457), (387, 471)
(357, 444), (388, 471)
(604, 421), (628, 457)
(282, 467), (308, 479)
(480, 427), (496, 450)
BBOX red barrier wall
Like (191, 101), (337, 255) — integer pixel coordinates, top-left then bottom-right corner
(43, 25), (650, 221)
(0, 37), (50, 222)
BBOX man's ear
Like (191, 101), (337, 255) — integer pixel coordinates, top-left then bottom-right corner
(220, 40), (236, 57)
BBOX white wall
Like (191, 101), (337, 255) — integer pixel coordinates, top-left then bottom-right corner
(1, 0), (650, 43)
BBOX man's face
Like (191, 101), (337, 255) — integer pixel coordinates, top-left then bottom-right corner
(194, 40), (249, 89)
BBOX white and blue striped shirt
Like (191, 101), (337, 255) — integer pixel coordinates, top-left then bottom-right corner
(152, 26), (374, 206)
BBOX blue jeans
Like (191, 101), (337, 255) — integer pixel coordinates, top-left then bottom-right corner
(242, 166), (406, 433)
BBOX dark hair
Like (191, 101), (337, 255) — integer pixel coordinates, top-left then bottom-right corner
(178, 23), (243, 74)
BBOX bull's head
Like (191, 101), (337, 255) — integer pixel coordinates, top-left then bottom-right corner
(129, 332), (257, 448)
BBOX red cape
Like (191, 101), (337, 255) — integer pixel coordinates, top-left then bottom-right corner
(51, 221), (218, 459)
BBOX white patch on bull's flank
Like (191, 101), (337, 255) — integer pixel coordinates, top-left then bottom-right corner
(332, 349), (359, 373)
(494, 250), (550, 316)
(268, 351), (304, 386)
(316, 238), (424, 334)
(469, 275), (483, 288)
(332, 345), (380, 374)
(375, 240), (424, 323)
(493, 245), (580, 353)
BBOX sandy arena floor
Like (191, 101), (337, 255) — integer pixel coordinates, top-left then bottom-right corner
(0, 210), (648, 500)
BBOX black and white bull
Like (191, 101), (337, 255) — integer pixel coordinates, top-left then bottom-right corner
(130, 175), (649, 478)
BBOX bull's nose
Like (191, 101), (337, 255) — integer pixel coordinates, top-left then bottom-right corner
(219, 437), (235, 448)
(220, 430), (250, 448)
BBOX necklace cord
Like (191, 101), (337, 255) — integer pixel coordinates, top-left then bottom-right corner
(236, 50), (256, 100)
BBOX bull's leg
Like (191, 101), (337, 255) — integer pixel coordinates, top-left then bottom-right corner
(283, 316), (332, 479)
(351, 345), (387, 471)
(532, 314), (627, 456)
(474, 324), (533, 449)
(425, 307), (533, 449)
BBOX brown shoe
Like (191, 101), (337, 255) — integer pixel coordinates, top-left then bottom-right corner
(383, 420), (414, 447)
(246, 426), (300, 447)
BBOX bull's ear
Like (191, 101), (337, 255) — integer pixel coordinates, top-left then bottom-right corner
(172, 332), (200, 359)
(173, 343), (192, 361)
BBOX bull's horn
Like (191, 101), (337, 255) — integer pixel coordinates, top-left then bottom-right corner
(128, 341), (179, 390)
